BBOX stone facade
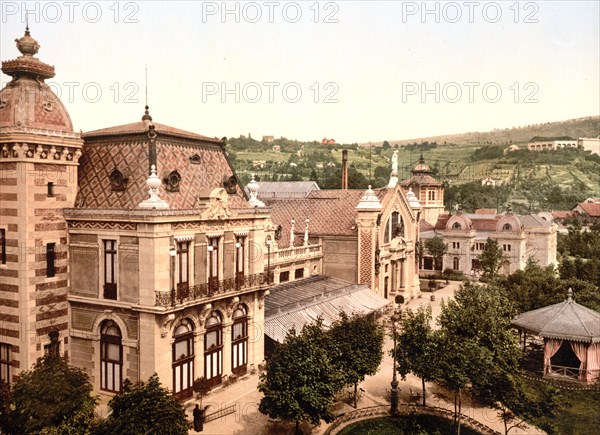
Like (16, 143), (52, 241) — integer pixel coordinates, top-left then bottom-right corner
(0, 29), (83, 383)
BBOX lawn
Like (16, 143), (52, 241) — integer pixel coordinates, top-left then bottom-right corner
(338, 414), (482, 435)
(522, 377), (600, 435)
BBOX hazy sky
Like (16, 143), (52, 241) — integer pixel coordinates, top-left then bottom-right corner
(1, 1), (598, 143)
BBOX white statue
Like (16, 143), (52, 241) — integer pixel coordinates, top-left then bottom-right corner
(391, 150), (398, 172)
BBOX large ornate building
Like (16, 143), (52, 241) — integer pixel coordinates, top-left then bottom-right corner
(262, 152), (423, 302)
(0, 29), (317, 400)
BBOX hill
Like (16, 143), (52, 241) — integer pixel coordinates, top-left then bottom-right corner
(367, 115), (599, 147)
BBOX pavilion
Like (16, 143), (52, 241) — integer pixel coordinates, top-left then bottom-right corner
(512, 289), (600, 382)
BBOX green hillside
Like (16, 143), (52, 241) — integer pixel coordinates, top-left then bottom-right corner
(369, 115), (600, 146)
(226, 117), (600, 214)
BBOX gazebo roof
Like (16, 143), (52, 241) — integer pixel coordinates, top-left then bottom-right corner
(512, 290), (600, 343)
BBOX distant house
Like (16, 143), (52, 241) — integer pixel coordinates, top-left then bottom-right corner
(573, 201), (600, 222)
(244, 181), (320, 199)
(527, 136), (577, 151)
(262, 135), (274, 143)
(321, 137), (336, 145)
(326, 161), (336, 167)
(272, 145), (281, 152)
(315, 162), (324, 168)
(503, 144), (519, 154)
(578, 137), (600, 156)
(253, 160), (267, 168)
(481, 176), (497, 186)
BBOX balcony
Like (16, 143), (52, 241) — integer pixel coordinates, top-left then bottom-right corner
(270, 244), (322, 266)
(155, 272), (271, 307)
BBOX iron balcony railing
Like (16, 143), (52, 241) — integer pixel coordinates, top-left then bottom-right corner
(155, 272), (273, 307)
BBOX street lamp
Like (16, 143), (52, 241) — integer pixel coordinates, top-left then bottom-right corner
(390, 307), (402, 416)
(169, 246), (176, 307)
(266, 237), (272, 284)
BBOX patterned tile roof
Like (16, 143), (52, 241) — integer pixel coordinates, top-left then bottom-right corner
(512, 293), (600, 343)
(520, 214), (553, 229)
(76, 124), (248, 210)
(267, 189), (387, 246)
(82, 121), (222, 143)
(475, 209), (497, 215)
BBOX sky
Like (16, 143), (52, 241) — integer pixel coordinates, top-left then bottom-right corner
(1, 1), (599, 143)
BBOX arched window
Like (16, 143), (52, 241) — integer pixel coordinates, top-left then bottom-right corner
(100, 320), (122, 393)
(204, 311), (223, 387)
(172, 319), (194, 399)
(503, 223), (512, 232)
(232, 305), (248, 376)
(453, 257), (459, 271)
(452, 222), (461, 230)
(384, 212), (404, 243)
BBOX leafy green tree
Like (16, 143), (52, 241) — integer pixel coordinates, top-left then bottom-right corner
(435, 283), (521, 435)
(479, 237), (504, 279)
(382, 140), (391, 150)
(395, 305), (437, 405)
(424, 236), (448, 271)
(258, 321), (344, 433)
(3, 355), (98, 435)
(96, 374), (190, 435)
(309, 168), (319, 183)
(329, 312), (384, 408)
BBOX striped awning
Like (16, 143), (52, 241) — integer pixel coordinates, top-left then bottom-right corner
(264, 276), (390, 343)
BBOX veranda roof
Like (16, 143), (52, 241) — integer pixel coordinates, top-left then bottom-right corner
(512, 290), (600, 343)
(264, 275), (391, 343)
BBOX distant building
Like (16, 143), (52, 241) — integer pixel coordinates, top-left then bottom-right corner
(578, 137), (600, 156)
(327, 161), (336, 167)
(262, 135), (274, 143)
(272, 145), (281, 152)
(481, 177), (497, 186)
(527, 136), (577, 151)
(420, 210), (558, 276)
(252, 160), (267, 168)
(503, 144), (519, 154)
(321, 138), (336, 145)
(573, 200), (600, 222)
(400, 155), (445, 226)
(316, 162), (324, 168)
(244, 181), (320, 200)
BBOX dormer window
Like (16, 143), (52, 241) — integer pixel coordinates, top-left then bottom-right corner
(109, 169), (128, 192)
(503, 223), (512, 231)
(452, 222), (461, 230)
(164, 170), (181, 192)
(189, 154), (201, 164)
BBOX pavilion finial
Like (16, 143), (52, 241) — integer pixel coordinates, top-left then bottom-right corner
(567, 287), (573, 303)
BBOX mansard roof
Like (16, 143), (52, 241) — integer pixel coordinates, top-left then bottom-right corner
(75, 116), (247, 210)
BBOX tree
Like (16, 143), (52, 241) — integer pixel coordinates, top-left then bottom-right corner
(395, 305), (437, 406)
(192, 376), (212, 408)
(479, 237), (504, 279)
(3, 355), (98, 435)
(96, 374), (190, 435)
(329, 312), (384, 408)
(425, 236), (448, 271)
(435, 283), (521, 435)
(258, 321), (344, 433)
(382, 140), (391, 150)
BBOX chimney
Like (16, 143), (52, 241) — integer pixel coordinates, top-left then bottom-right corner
(341, 149), (348, 190)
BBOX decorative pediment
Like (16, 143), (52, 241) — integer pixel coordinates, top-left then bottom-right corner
(201, 188), (234, 220)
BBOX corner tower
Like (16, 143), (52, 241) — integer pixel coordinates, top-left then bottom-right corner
(0, 28), (83, 382)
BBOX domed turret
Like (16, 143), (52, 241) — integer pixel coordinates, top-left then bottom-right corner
(1, 27), (73, 131)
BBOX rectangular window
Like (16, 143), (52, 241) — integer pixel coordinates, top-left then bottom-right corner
(46, 243), (55, 278)
(428, 190), (436, 201)
(0, 229), (6, 265)
(47, 182), (54, 197)
(103, 240), (117, 299)
(208, 238), (219, 292)
(294, 268), (304, 279)
(503, 244), (511, 252)
(280, 271), (290, 283)
(0, 343), (10, 384)
(452, 242), (460, 249)
(177, 241), (190, 299)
